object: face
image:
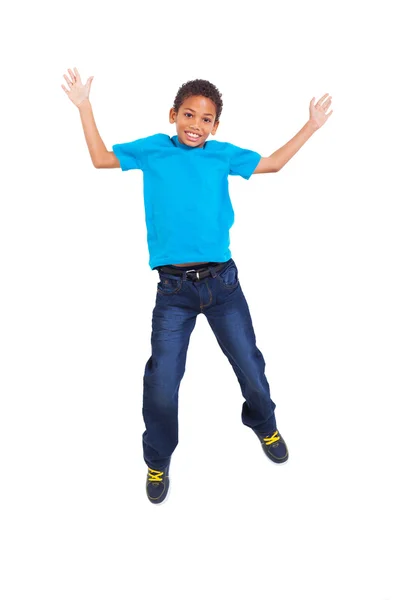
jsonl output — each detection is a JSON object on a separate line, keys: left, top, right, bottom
{"left": 169, "top": 95, "right": 219, "bottom": 148}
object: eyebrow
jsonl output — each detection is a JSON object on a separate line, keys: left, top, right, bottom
{"left": 183, "top": 106, "right": 214, "bottom": 117}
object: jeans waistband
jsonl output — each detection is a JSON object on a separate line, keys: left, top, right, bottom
{"left": 158, "top": 260, "right": 231, "bottom": 281}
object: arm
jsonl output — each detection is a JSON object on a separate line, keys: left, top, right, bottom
{"left": 61, "top": 67, "right": 120, "bottom": 168}
{"left": 78, "top": 100, "right": 120, "bottom": 168}
{"left": 253, "top": 93, "right": 333, "bottom": 174}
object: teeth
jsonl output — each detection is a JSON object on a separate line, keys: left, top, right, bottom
{"left": 187, "top": 132, "right": 200, "bottom": 138}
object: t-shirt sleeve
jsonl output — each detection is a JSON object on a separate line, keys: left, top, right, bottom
{"left": 111, "top": 136, "right": 148, "bottom": 171}
{"left": 227, "top": 142, "right": 262, "bottom": 180}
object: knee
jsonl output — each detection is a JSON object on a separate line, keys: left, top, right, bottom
{"left": 144, "top": 355, "right": 184, "bottom": 384}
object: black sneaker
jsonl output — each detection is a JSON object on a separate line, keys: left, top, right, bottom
{"left": 146, "top": 464, "right": 170, "bottom": 504}
{"left": 254, "top": 429, "right": 289, "bottom": 464}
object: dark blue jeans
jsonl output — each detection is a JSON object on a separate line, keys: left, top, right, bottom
{"left": 142, "top": 258, "right": 277, "bottom": 470}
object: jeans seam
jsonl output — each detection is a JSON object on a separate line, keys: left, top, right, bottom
{"left": 200, "top": 278, "right": 213, "bottom": 310}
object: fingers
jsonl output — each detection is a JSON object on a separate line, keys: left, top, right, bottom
{"left": 322, "top": 97, "right": 332, "bottom": 112}
{"left": 73, "top": 67, "right": 82, "bottom": 82}
{"left": 63, "top": 73, "right": 73, "bottom": 87}
{"left": 316, "top": 93, "right": 329, "bottom": 106}
{"left": 315, "top": 94, "right": 328, "bottom": 109}
{"left": 314, "top": 94, "right": 332, "bottom": 112}
{"left": 63, "top": 68, "right": 78, "bottom": 88}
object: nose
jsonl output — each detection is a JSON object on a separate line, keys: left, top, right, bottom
{"left": 191, "top": 118, "right": 201, "bottom": 130}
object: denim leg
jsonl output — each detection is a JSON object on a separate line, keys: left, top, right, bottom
{"left": 142, "top": 285, "right": 198, "bottom": 469}
{"left": 204, "top": 267, "right": 277, "bottom": 434}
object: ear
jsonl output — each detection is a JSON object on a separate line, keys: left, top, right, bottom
{"left": 169, "top": 107, "right": 177, "bottom": 124}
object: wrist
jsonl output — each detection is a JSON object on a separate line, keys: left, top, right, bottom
{"left": 307, "top": 119, "right": 319, "bottom": 133}
{"left": 78, "top": 98, "right": 91, "bottom": 111}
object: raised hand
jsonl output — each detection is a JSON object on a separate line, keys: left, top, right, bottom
{"left": 61, "top": 67, "right": 94, "bottom": 107}
{"left": 309, "top": 93, "right": 333, "bottom": 129}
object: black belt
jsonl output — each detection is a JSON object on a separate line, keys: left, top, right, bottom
{"left": 158, "top": 261, "right": 227, "bottom": 281}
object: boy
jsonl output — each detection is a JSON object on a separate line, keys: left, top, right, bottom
{"left": 62, "top": 67, "right": 333, "bottom": 505}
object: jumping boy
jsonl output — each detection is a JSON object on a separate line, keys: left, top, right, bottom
{"left": 62, "top": 67, "right": 333, "bottom": 504}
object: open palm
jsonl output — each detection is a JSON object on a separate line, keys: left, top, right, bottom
{"left": 309, "top": 93, "right": 333, "bottom": 129}
{"left": 61, "top": 67, "right": 94, "bottom": 107}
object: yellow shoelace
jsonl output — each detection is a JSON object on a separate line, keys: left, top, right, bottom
{"left": 263, "top": 430, "right": 280, "bottom": 445}
{"left": 148, "top": 468, "right": 164, "bottom": 482}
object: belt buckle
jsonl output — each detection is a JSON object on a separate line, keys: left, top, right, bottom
{"left": 185, "top": 268, "right": 200, "bottom": 280}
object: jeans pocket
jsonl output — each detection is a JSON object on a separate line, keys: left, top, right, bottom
{"left": 216, "top": 263, "right": 239, "bottom": 289}
{"left": 157, "top": 274, "right": 183, "bottom": 295}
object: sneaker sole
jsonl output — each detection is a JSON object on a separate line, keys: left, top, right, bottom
{"left": 265, "top": 453, "right": 289, "bottom": 466}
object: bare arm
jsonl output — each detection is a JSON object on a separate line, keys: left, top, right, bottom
{"left": 78, "top": 100, "right": 119, "bottom": 168}
{"left": 253, "top": 94, "right": 333, "bottom": 174}
{"left": 253, "top": 121, "right": 317, "bottom": 174}
{"left": 61, "top": 67, "right": 120, "bottom": 168}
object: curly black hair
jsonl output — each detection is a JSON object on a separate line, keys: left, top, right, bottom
{"left": 173, "top": 78, "right": 223, "bottom": 123}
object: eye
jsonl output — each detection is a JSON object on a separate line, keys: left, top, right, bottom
{"left": 184, "top": 112, "right": 211, "bottom": 123}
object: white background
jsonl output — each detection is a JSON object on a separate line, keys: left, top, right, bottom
{"left": 1, "top": 0, "right": 399, "bottom": 598}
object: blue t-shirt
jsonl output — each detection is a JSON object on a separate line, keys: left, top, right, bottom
{"left": 112, "top": 133, "right": 261, "bottom": 269}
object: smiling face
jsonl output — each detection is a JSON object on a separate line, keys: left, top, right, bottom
{"left": 169, "top": 95, "right": 219, "bottom": 147}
